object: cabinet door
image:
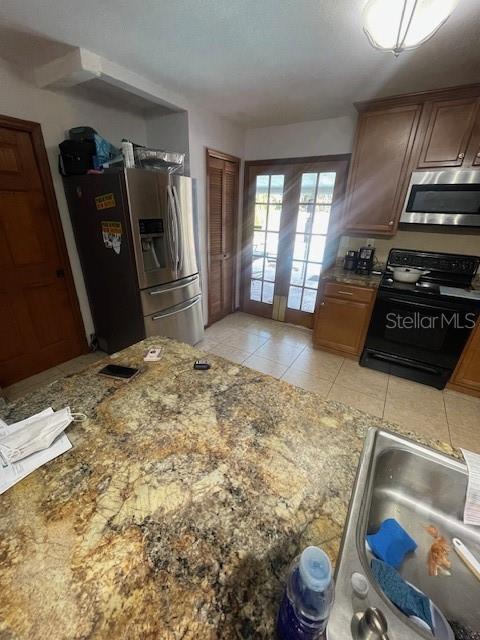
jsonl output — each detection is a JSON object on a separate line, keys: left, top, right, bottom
{"left": 344, "top": 104, "right": 421, "bottom": 235}
{"left": 467, "top": 109, "right": 480, "bottom": 167}
{"left": 417, "top": 98, "right": 479, "bottom": 168}
{"left": 313, "top": 295, "right": 372, "bottom": 356}
{"left": 450, "top": 321, "right": 480, "bottom": 395}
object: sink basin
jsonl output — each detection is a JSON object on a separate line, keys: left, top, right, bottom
{"left": 327, "top": 428, "right": 480, "bottom": 639}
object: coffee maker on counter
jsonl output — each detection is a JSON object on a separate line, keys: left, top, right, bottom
{"left": 343, "top": 250, "right": 358, "bottom": 271}
{"left": 355, "top": 245, "right": 375, "bottom": 275}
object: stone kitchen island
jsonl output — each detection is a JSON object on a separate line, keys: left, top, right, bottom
{"left": 0, "top": 338, "right": 455, "bottom": 640}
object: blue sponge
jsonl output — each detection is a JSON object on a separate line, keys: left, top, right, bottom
{"left": 371, "top": 558, "right": 433, "bottom": 631}
{"left": 366, "top": 518, "right": 417, "bottom": 569}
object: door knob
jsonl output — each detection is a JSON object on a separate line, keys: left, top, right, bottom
{"left": 56, "top": 268, "right": 65, "bottom": 278}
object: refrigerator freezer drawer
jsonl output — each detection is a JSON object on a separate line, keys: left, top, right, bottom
{"left": 144, "top": 295, "right": 204, "bottom": 345}
{"left": 141, "top": 273, "right": 201, "bottom": 316}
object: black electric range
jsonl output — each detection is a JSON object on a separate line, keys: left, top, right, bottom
{"left": 360, "top": 249, "right": 480, "bottom": 389}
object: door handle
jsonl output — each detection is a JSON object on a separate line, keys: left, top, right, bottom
{"left": 172, "top": 185, "right": 183, "bottom": 272}
{"left": 152, "top": 295, "right": 201, "bottom": 320}
{"left": 167, "top": 186, "right": 179, "bottom": 273}
{"left": 148, "top": 275, "right": 198, "bottom": 295}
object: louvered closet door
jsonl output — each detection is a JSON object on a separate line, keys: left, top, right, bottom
{"left": 207, "top": 152, "right": 239, "bottom": 325}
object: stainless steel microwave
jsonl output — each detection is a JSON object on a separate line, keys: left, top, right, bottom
{"left": 400, "top": 169, "right": 480, "bottom": 227}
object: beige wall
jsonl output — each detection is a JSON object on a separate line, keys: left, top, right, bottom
{"left": 0, "top": 58, "right": 148, "bottom": 340}
{"left": 339, "top": 229, "right": 480, "bottom": 267}
{"left": 188, "top": 107, "right": 245, "bottom": 319}
{"left": 244, "top": 115, "right": 355, "bottom": 160}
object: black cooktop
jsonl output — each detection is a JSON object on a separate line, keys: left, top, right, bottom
{"left": 380, "top": 249, "right": 480, "bottom": 302}
{"left": 380, "top": 276, "right": 440, "bottom": 295}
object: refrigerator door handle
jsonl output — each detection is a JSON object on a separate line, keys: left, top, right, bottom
{"left": 152, "top": 295, "right": 201, "bottom": 321}
{"left": 172, "top": 185, "right": 183, "bottom": 272}
{"left": 166, "top": 186, "right": 174, "bottom": 267}
{"left": 148, "top": 275, "right": 198, "bottom": 295}
{"left": 167, "top": 185, "right": 179, "bottom": 274}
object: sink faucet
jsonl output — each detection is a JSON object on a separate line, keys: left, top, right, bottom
{"left": 354, "top": 607, "right": 390, "bottom": 640}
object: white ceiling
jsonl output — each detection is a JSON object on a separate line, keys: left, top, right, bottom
{"left": 1, "top": 0, "right": 479, "bottom": 127}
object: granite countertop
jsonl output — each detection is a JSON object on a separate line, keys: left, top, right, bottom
{"left": 322, "top": 266, "right": 480, "bottom": 294}
{"left": 0, "top": 338, "right": 456, "bottom": 639}
{"left": 320, "top": 263, "right": 383, "bottom": 289}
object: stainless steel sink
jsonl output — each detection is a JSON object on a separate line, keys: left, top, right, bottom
{"left": 328, "top": 428, "right": 480, "bottom": 639}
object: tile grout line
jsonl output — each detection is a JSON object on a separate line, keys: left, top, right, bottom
{"left": 382, "top": 374, "right": 390, "bottom": 420}
{"left": 442, "top": 390, "right": 455, "bottom": 449}
{"left": 327, "top": 357, "right": 346, "bottom": 397}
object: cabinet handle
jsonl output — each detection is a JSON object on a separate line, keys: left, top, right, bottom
{"left": 477, "top": 151, "right": 480, "bottom": 157}
{"left": 337, "top": 290, "right": 353, "bottom": 296}
{"left": 458, "top": 152, "right": 465, "bottom": 159}
{"left": 388, "top": 220, "right": 394, "bottom": 225}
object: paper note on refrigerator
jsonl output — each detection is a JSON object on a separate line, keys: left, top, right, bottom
{"left": 462, "top": 449, "right": 480, "bottom": 526}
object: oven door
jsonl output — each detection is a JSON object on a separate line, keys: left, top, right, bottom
{"left": 362, "top": 291, "right": 478, "bottom": 387}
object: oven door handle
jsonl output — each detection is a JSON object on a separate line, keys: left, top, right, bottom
{"left": 378, "top": 294, "right": 468, "bottom": 312}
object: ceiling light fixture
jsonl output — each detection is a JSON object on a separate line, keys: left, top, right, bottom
{"left": 363, "top": 0, "right": 460, "bottom": 56}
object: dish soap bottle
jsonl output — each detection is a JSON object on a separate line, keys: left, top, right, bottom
{"left": 277, "top": 546, "right": 334, "bottom": 640}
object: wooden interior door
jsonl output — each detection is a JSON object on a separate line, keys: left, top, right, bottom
{"left": 0, "top": 116, "right": 86, "bottom": 387}
{"left": 206, "top": 149, "right": 240, "bottom": 325}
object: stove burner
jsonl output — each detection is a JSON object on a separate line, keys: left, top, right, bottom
{"left": 415, "top": 281, "right": 439, "bottom": 292}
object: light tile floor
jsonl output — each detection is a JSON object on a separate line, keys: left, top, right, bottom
{"left": 198, "top": 312, "right": 480, "bottom": 453}
{"left": 2, "top": 313, "right": 479, "bottom": 453}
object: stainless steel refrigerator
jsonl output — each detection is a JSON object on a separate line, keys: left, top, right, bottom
{"left": 63, "top": 168, "right": 204, "bottom": 353}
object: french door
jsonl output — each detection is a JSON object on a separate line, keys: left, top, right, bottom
{"left": 241, "top": 157, "right": 349, "bottom": 328}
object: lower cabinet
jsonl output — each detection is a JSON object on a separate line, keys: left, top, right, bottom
{"left": 313, "top": 282, "right": 375, "bottom": 357}
{"left": 449, "top": 320, "right": 480, "bottom": 398}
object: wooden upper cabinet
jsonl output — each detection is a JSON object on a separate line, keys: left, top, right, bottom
{"left": 416, "top": 98, "right": 479, "bottom": 168}
{"left": 343, "top": 104, "right": 421, "bottom": 235}
{"left": 468, "top": 107, "right": 480, "bottom": 166}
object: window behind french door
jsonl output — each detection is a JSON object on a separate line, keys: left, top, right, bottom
{"left": 241, "top": 157, "right": 349, "bottom": 328}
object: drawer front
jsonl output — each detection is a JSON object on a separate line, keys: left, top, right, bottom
{"left": 324, "top": 281, "right": 374, "bottom": 304}
{"left": 144, "top": 294, "right": 204, "bottom": 345}
{"left": 141, "top": 274, "right": 201, "bottom": 316}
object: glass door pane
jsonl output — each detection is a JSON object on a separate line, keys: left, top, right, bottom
{"left": 287, "top": 172, "right": 336, "bottom": 313}
{"left": 248, "top": 174, "right": 284, "bottom": 306}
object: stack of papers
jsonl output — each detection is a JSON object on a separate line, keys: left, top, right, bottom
{"left": 0, "top": 408, "right": 72, "bottom": 495}
{"left": 462, "top": 449, "right": 480, "bottom": 526}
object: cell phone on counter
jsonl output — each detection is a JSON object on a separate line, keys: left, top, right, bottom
{"left": 97, "top": 364, "right": 140, "bottom": 381}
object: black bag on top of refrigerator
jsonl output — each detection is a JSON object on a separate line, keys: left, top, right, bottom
{"left": 58, "top": 139, "right": 96, "bottom": 176}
